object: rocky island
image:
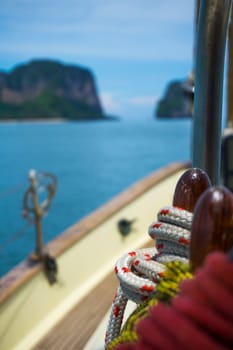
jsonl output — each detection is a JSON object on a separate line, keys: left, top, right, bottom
{"left": 0, "top": 59, "right": 111, "bottom": 121}
{"left": 155, "top": 77, "right": 194, "bottom": 118}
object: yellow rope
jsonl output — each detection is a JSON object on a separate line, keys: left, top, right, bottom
{"left": 107, "top": 260, "right": 193, "bottom": 350}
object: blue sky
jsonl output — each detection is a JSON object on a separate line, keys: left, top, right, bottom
{"left": 0, "top": 0, "right": 195, "bottom": 120}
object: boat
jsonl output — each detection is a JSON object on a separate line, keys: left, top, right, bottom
{"left": 0, "top": 162, "right": 190, "bottom": 350}
{"left": 0, "top": 0, "right": 232, "bottom": 349}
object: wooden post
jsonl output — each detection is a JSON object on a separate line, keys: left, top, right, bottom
{"left": 190, "top": 185, "right": 233, "bottom": 271}
{"left": 173, "top": 167, "right": 211, "bottom": 212}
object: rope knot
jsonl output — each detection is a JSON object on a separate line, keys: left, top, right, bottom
{"left": 105, "top": 206, "right": 193, "bottom": 348}
{"left": 149, "top": 206, "right": 193, "bottom": 263}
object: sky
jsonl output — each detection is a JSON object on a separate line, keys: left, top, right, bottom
{"left": 0, "top": 0, "right": 195, "bottom": 120}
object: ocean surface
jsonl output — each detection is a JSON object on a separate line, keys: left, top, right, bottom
{"left": 0, "top": 119, "right": 192, "bottom": 277}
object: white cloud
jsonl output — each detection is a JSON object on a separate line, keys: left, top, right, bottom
{"left": 100, "top": 92, "right": 157, "bottom": 111}
{"left": 99, "top": 92, "right": 121, "bottom": 113}
{"left": 99, "top": 92, "right": 159, "bottom": 120}
{"left": 127, "top": 96, "right": 157, "bottom": 106}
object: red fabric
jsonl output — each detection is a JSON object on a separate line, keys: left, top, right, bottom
{"left": 117, "top": 252, "right": 233, "bottom": 350}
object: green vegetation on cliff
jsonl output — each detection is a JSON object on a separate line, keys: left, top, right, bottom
{"left": 156, "top": 79, "right": 193, "bottom": 118}
{"left": 0, "top": 59, "right": 107, "bottom": 121}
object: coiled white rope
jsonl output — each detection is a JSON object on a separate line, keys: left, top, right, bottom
{"left": 105, "top": 206, "right": 193, "bottom": 348}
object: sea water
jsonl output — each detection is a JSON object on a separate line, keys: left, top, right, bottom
{"left": 0, "top": 119, "right": 192, "bottom": 276}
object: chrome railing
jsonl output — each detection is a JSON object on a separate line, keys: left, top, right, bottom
{"left": 192, "top": 0, "right": 232, "bottom": 184}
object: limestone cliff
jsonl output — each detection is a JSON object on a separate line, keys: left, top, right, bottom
{"left": 0, "top": 59, "right": 107, "bottom": 121}
{"left": 155, "top": 78, "right": 194, "bottom": 118}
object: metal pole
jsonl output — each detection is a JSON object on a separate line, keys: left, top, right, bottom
{"left": 195, "top": 0, "right": 201, "bottom": 33}
{"left": 29, "top": 170, "right": 44, "bottom": 257}
{"left": 192, "top": 0, "right": 232, "bottom": 184}
{"left": 227, "top": 9, "right": 233, "bottom": 128}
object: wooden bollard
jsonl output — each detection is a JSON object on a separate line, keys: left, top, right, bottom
{"left": 190, "top": 186, "right": 233, "bottom": 271}
{"left": 173, "top": 168, "right": 211, "bottom": 212}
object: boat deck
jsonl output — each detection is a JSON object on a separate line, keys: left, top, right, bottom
{"left": 0, "top": 162, "right": 188, "bottom": 350}
{"left": 34, "top": 239, "right": 152, "bottom": 350}
{"left": 34, "top": 270, "right": 118, "bottom": 350}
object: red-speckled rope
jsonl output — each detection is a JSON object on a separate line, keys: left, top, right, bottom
{"left": 105, "top": 206, "right": 193, "bottom": 348}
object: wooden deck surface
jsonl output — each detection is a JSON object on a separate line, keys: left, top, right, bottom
{"left": 34, "top": 240, "right": 152, "bottom": 350}
{"left": 34, "top": 270, "right": 118, "bottom": 350}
